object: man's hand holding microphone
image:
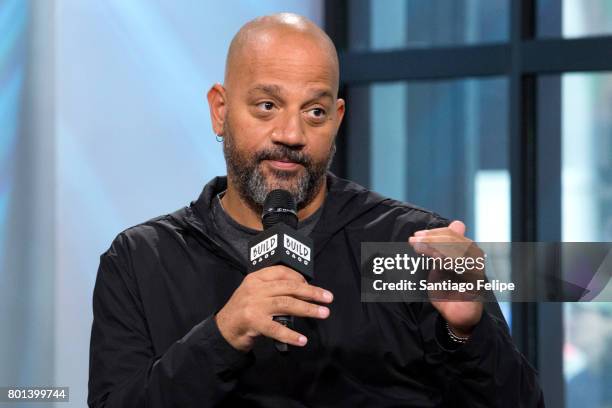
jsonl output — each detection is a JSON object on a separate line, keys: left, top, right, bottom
{"left": 215, "top": 266, "right": 332, "bottom": 352}
{"left": 215, "top": 189, "right": 332, "bottom": 353}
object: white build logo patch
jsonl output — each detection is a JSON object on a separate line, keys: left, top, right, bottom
{"left": 251, "top": 234, "right": 278, "bottom": 262}
{"left": 284, "top": 234, "right": 311, "bottom": 264}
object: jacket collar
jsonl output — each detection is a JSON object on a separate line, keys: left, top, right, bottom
{"left": 186, "top": 172, "right": 388, "bottom": 257}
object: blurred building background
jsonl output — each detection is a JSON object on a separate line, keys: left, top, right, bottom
{"left": 1, "top": 0, "right": 611, "bottom": 407}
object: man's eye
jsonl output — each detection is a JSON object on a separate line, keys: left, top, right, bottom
{"left": 307, "top": 108, "right": 327, "bottom": 119}
{"left": 257, "top": 102, "right": 275, "bottom": 111}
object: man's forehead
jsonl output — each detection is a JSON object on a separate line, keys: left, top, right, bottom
{"left": 235, "top": 48, "right": 338, "bottom": 94}
{"left": 247, "top": 83, "right": 334, "bottom": 99}
{"left": 241, "top": 38, "right": 336, "bottom": 75}
{"left": 224, "top": 15, "right": 339, "bottom": 94}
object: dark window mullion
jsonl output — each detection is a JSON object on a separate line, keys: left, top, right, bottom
{"left": 509, "top": 0, "right": 539, "bottom": 374}
{"left": 535, "top": 2, "right": 565, "bottom": 406}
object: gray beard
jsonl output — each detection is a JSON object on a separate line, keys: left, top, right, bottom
{"left": 222, "top": 123, "right": 335, "bottom": 213}
{"left": 246, "top": 164, "right": 310, "bottom": 208}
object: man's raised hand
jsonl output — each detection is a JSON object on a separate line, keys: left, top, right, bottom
{"left": 408, "top": 220, "right": 484, "bottom": 337}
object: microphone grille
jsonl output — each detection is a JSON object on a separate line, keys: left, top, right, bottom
{"left": 262, "top": 189, "right": 298, "bottom": 230}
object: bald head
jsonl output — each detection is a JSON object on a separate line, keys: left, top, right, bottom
{"left": 207, "top": 13, "right": 346, "bottom": 220}
{"left": 224, "top": 13, "right": 340, "bottom": 94}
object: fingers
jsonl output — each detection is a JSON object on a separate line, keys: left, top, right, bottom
{"left": 409, "top": 235, "right": 473, "bottom": 259}
{"left": 251, "top": 265, "right": 307, "bottom": 283}
{"left": 263, "top": 280, "right": 333, "bottom": 304}
{"left": 408, "top": 235, "right": 451, "bottom": 258}
{"left": 257, "top": 319, "right": 309, "bottom": 347}
{"left": 410, "top": 235, "right": 468, "bottom": 244}
{"left": 409, "top": 229, "right": 472, "bottom": 254}
{"left": 413, "top": 220, "right": 466, "bottom": 237}
{"left": 409, "top": 241, "right": 443, "bottom": 258}
{"left": 252, "top": 295, "right": 331, "bottom": 347}
{"left": 448, "top": 220, "right": 466, "bottom": 236}
{"left": 267, "top": 296, "right": 330, "bottom": 319}
{"left": 413, "top": 228, "right": 448, "bottom": 236}
{"left": 247, "top": 266, "right": 334, "bottom": 304}
{"left": 238, "top": 265, "right": 334, "bottom": 349}
{"left": 414, "top": 229, "right": 460, "bottom": 237}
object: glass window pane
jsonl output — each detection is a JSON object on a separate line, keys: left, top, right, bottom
{"left": 559, "top": 72, "right": 612, "bottom": 407}
{"left": 345, "top": 77, "right": 511, "bottom": 322}
{"left": 539, "top": 0, "right": 612, "bottom": 38}
{"left": 561, "top": 73, "right": 612, "bottom": 242}
{"left": 349, "top": 0, "right": 509, "bottom": 51}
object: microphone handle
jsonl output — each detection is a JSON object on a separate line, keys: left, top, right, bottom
{"left": 273, "top": 315, "right": 294, "bottom": 353}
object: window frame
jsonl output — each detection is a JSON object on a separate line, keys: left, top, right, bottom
{"left": 325, "top": 1, "right": 612, "bottom": 406}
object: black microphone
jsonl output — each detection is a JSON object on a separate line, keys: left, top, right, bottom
{"left": 247, "top": 189, "right": 314, "bottom": 353}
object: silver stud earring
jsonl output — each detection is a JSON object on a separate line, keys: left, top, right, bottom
{"left": 216, "top": 134, "right": 224, "bottom": 143}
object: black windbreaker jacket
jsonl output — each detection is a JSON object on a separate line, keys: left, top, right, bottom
{"left": 88, "top": 173, "right": 545, "bottom": 407}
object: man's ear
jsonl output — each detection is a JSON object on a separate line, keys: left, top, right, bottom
{"left": 335, "top": 98, "right": 346, "bottom": 130}
{"left": 206, "top": 83, "right": 227, "bottom": 135}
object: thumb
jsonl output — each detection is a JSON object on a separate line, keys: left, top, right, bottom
{"left": 448, "top": 220, "right": 466, "bottom": 236}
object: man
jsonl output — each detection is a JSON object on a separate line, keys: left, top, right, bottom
{"left": 88, "top": 13, "right": 544, "bottom": 407}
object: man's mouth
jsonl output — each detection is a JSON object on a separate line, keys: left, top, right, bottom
{"left": 262, "top": 158, "right": 302, "bottom": 171}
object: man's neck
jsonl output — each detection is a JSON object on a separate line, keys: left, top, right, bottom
{"left": 220, "top": 179, "right": 327, "bottom": 231}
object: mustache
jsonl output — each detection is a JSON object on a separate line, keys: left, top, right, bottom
{"left": 255, "top": 146, "right": 311, "bottom": 166}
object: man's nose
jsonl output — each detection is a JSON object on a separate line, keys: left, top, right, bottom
{"left": 270, "top": 111, "right": 306, "bottom": 147}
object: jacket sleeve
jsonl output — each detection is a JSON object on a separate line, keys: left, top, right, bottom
{"left": 88, "top": 234, "right": 254, "bottom": 408}
{"left": 418, "top": 301, "right": 545, "bottom": 408}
